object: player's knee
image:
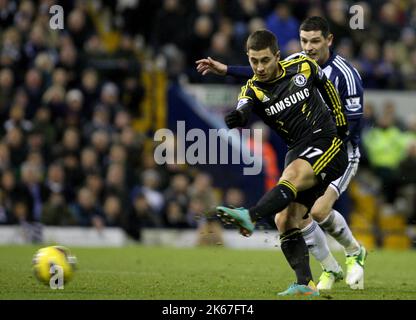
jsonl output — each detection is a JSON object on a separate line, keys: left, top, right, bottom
{"left": 281, "top": 162, "right": 315, "bottom": 190}
{"left": 310, "top": 207, "right": 330, "bottom": 223}
{"left": 299, "top": 215, "right": 313, "bottom": 230}
{"left": 274, "top": 213, "right": 285, "bottom": 231}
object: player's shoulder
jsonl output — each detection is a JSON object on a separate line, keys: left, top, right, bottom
{"left": 283, "top": 51, "right": 306, "bottom": 61}
{"left": 239, "top": 78, "right": 256, "bottom": 97}
{"left": 330, "top": 53, "right": 362, "bottom": 81}
{"left": 281, "top": 52, "right": 318, "bottom": 73}
{"left": 281, "top": 52, "right": 311, "bottom": 65}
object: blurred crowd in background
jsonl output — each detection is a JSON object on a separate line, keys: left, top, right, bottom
{"left": 127, "top": 0, "right": 416, "bottom": 89}
{"left": 1, "top": 0, "right": 416, "bottom": 244}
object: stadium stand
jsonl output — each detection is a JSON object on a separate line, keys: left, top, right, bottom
{"left": 0, "top": 0, "right": 416, "bottom": 249}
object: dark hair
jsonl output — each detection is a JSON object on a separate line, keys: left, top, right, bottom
{"left": 299, "top": 16, "right": 331, "bottom": 38}
{"left": 246, "top": 29, "right": 279, "bottom": 54}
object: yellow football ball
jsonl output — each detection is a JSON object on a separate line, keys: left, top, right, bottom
{"left": 32, "top": 246, "right": 77, "bottom": 286}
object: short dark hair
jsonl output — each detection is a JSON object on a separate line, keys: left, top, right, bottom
{"left": 246, "top": 29, "right": 279, "bottom": 54}
{"left": 300, "top": 16, "right": 331, "bottom": 38}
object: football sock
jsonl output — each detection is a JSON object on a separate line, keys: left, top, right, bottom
{"left": 319, "top": 209, "right": 361, "bottom": 256}
{"left": 280, "top": 228, "right": 313, "bottom": 285}
{"left": 301, "top": 220, "right": 341, "bottom": 273}
{"left": 249, "top": 180, "right": 297, "bottom": 222}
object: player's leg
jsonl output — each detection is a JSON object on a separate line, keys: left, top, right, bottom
{"left": 275, "top": 204, "right": 319, "bottom": 296}
{"left": 217, "top": 158, "right": 317, "bottom": 236}
{"left": 312, "top": 187, "right": 361, "bottom": 255}
{"left": 216, "top": 136, "right": 343, "bottom": 236}
{"left": 249, "top": 158, "right": 317, "bottom": 220}
{"left": 310, "top": 146, "right": 367, "bottom": 289}
{"left": 298, "top": 216, "right": 344, "bottom": 290}
{"left": 312, "top": 168, "right": 367, "bottom": 289}
{"left": 276, "top": 213, "right": 341, "bottom": 278}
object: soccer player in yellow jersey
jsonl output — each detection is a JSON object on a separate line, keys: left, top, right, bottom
{"left": 214, "top": 29, "right": 349, "bottom": 296}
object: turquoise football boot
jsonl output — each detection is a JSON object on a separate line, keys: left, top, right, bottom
{"left": 278, "top": 280, "right": 319, "bottom": 297}
{"left": 216, "top": 206, "right": 255, "bottom": 237}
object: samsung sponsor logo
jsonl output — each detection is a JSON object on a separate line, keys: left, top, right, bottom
{"left": 265, "top": 88, "right": 309, "bottom": 116}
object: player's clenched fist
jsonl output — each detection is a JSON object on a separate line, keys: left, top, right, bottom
{"left": 225, "top": 110, "right": 246, "bottom": 128}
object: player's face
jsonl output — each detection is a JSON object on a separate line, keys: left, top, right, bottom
{"left": 247, "top": 48, "right": 280, "bottom": 82}
{"left": 300, "top": 30, "right": 333, "bottom": 65}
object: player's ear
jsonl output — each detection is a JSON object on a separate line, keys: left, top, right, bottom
{"left": 275, "top": 50, "right": 281, "bottom": 61}
{"left": 327, "top": 33, "right": 334, "bottom": 47}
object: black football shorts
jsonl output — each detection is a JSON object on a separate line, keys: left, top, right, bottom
{"left": 284, "top": 134, "right": 348, "bottom": 210}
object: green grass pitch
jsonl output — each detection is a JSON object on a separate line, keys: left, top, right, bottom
{"left": 1, "top": 245, "right": 416, "bottom": 300}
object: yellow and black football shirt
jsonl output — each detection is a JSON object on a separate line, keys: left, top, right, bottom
{"left": 236, "top": 55, "right": 347, "bottom": 149}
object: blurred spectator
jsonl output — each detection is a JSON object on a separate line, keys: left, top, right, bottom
{"left": 0, "top": 169, "right": 17, "bottom": 223}
{"left": 84, "top": 171, "right": 105, "bottom": 203}
{"left": 125, "top": 191, "right": 162, "bottom": 240}
{"left": 396, "top": 140, "right": 416, "bottom": 224}
{"left": 15, "top": 161, "right": 49, "bottom": 222}
{"left": 42, "top": 84, "right": 67, "bottom": 122}
{"left": 153, "top": 0, "right": 188, "bottom": 51}
{"left": 201, "top": 32, "right": 234, "bottom": 83}
{"left": 32, "top": 107, "right": 57, "bottom": 148}
{"left": 23, "top": 68, "right": 43, "bottom": 119}
{"left": 0, "top": 68, "right": 15, "bottom": 123}
{"left": 99, "top": 82, "right": 124, "bottom": 121}
{"left": 326, "top": 0, "right": 351, "bottom": 49}
{"left": 135, "top": 168, "right": 165, "bottom": 214}
{"left": 0, "top": 142, "right": 10, "bottom": 171}
{"left": 363, "top": 113, "right": 408, "bottom": 203}
{"left": 5, "top": 127, "right": 27, "bottom": 169}
{"left": 70, "top": 187, "right": 104, "bottom": 228}
{"left": 187, "top": 15, "right": 215, "bottom": 80}
{"left": 265, "top": 3, "right": 299, "bottom": 55}
{"left": 90, "top": 129, "right": 111, "bottom": 166}
{"left": 113, "top": 110, "right": 132, "bottom": 133}
{"left": 83, "top": 107, "right": 113, "bottom": 139}
{"left": 0, "top": 0, "right": 16, "bottom": 29}
{"left": 378, "top": 2, "right": 402, "bottom": 44}
{"left": 164, "top": 173, "right": 190, "bottom": 211}
{"left": 0, "top": 189, "right": 8, "bottom": 224}
{"left": 382, "top": 100, "right": 406, "bottom": 131}
{"left": 187, "top": 172, "right": 218, "bottom": 226}
{"left": 44, "top": 162, "right": 74, "bottom": 203}
{"left": 41, "top": 193, "right": 75, "bottom": 226}
{"left": 224, "top": 188, "right": 245, "bottom": 208}
{"left": 164, "top": 200, "right": 189, "bottom": 228}
{"left": 80, "top": 68, "right": 100, "bottom": 118}
{"left": 104, "top": 163, "right": 128, "bottom": 206}
{"left": 121, "top": 76, "right": 145, "bottom": 118}
{"left": 65, "top": 89, "right": 85, "bottom": 127}
{"left": 66, "top": 8, "right": 93, "bottom": 51}
{"left": 248, "top": 121, "right": 280, "bottom": 192}
{"left": 103, "top": 195, "right": 124, "bottom": 227}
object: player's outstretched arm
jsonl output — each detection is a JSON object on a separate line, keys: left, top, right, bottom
{"left": 195, "top": 57, "right": 227, "bottom": 76}
{"left": 196, "top": 57, "right": 254, "bottom": 78}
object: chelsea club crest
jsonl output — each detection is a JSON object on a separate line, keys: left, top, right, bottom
{"left": 293, "top": 74, "right": 307, "bottom": 87}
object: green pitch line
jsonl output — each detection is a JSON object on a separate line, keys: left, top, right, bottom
{"left": 1, "top": 245, "right": 416, "bottom": 300}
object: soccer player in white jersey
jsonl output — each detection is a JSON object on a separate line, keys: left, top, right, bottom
{"left": 196, "top": 16, "right": 367, "bottom": 290}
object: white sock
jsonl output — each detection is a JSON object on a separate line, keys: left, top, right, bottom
{"left": 319, "top": 209, "right": 361, "bottom": 256}
{"left": 301, "top": 220, "right": 341, "bottom": 273}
